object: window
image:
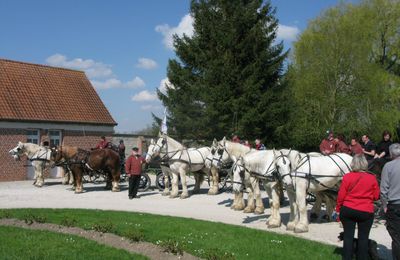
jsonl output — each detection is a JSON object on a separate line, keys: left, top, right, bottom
{"left": 26, "top": 130, "right": 39, "bottom": 144}
{"left": 49, "top": 130, "right": 62, "bottom": 147}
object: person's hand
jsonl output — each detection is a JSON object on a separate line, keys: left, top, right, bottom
{"left": 384, "top": 207, "right": 387, "bottom": 213}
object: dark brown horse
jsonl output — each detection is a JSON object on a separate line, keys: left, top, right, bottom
{"left": 51, "top": 146, "right": 120, "bottom": 193}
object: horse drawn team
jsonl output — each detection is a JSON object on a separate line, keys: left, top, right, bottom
{"left": 7, "top": 132, "right": 388, "bottom": 235}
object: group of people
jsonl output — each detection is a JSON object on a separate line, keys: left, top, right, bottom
{"left": 95, "top": 136, "right": 145, "bottom": 200}
{"left": 320, "top": 130, "right": 393, "bottom": 169}
{"left": 231, "top": 135, "right": 266, "bottom": 150}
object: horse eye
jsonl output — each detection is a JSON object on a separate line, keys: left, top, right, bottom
{"left": 217, "top": 149, "right": 223, "bottom": 155}
{"left": 16, "top": 148, "right": 21, "bottom": 151}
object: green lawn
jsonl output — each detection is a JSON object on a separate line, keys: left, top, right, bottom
{"left": 0, "top": 225, "right": 147, "bottom": 260}
{"left": 0, "top": 208, "right": 341, "bottom": 260}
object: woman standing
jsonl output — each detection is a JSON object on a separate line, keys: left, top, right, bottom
{"left": 336, "top": 154, "right": 380, "bottom": 259}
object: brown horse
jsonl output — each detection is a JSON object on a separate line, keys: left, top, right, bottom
{"left": 51, "top": 146, "right": 121, "bottom": 193}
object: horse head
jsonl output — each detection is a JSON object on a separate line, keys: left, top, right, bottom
{"left": 232, "top": 156, "right": 246, "bottom": 193}
{"left": 146, "top": 138, "right": 165, "bottom": 163}
{"left": 213, "top": 137, "right": 230, "bottom": 168}
{"left": 275, "top": 151, "right": 292, "bottom": 185}
{"left": 50, "top": 146, "right": 65, "bottom": 165}
{"left": 8, "top": 141, "right": 25, "bottom": 161}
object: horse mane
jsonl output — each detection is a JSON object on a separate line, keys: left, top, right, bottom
{"left": 224, "top": 141, "right": 252, "bottom": 158}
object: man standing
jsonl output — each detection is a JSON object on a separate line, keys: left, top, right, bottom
{"left": 381, "top": 143, "right": 400, "bottom": 260}
{"left": 125, "top": 147, "right": 145, "bottom": 199}
{"left": 320, "top": 130, "right": 336, "bottom": 155}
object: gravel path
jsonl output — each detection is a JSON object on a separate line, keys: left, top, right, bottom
{"left": 0, "top": 177, "right": 393, "bottom": 259}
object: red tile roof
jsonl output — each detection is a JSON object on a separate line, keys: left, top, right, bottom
{"left": 0, "top": 59, "right": 117, "bottom": 125}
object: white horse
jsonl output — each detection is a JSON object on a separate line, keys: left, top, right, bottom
{"left": 211, "top": 138, "right": 261, "bottom": 213}
{"left": 8, "top": 142, "right": 52, "bottom": 187}
{"left": 279, "top": 153, "right": 353, "bottom": 233}
{"left": 232, "top": 149, "right": 291, "bottom": 228}
{"left": 145, "top": 133, "right": 211, "bottom": 199}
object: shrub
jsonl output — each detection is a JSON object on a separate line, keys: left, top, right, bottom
{"left": 60, "top": 216, "right": 77, "bottom": 227}
{"left": 92, "top": 221, "right": 114, "bottom": 233}
{"left": 160, "top": 239, "right": 184, "bottom": 255}
{"left": 125, "top": 228, "right": 145, "bottom": 242}
{"left": 204, "top": 248, "right": 236, "bottom": 260}
{"left": 0, "top": 209, "right": 12, "bottom": 219}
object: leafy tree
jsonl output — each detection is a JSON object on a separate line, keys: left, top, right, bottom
{"left": 157, "top": 0, "right": 287, "bottom": 144}
{"left": 287, "top": 0, "right": 400, "bottom": 150}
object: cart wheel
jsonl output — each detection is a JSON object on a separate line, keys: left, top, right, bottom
{"left": 138, "top": 172, "right": 151, "bottom": 192}
{"left": 155, "top": 171, "right": 168, "bottom": 191}
{"left": 306, "top": 192, "right": 316, "bottom": 205}
{"left": 219, "top": 172, "right": 233, "bottom": 192}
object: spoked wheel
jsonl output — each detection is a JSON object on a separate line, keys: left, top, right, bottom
{"left": 218, "top": 172, "right": 233, "bottom": 192}
{"left": 306, "top": 192, "right": 316, "bottom": 205}
{"left": 138, "top": 172, "right": 151, "bottom": 192}
{"left": 155, "top": 171, "right": 168, "bottom": 191}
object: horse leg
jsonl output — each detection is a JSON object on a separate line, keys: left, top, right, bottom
{"left": 74, "top": 167, "right": 84, "bottom": 194}
{"left": 253, "top": 178, "right": 265, "bottom": 214}
{"left": 161, "top": 166, "right": 170, "bottom": 196}
{"left": 34, "top": 163, "right": 44, "bottom": 187}
{"left": 207, "top": 167, "right": 219, "bottom": 195}
{"left": 62, "top": 167, "right": 69, "bottom": 185}
{"left": 243, "top": 174, "right": 255, "bottom": 213}
{"left": 179, "top": 168, "right": 189, "bottom": 199}
{"left": 111, "top": 168, "right": 120, "bottom": 192}
{"left": 294, "top": 181, "right": 309, "bottom": 233}
{"left": 192, "top": 172, "right": 202, "bottom": 194}
{"left": 68, "top": 170, "right": 74, "bottom": 185}
{"left": 169, "top": 172, "right": 179, "bottom": 198}
{"left": 286, "top": 187, "right": 298, "bottom": 231}
{"left": 266, "top": 182, "right": 281, "bottom": 228}
{"left": 233, "top": 191, "right": 245, "bottom": 210}
{"left": 310, "top": 193, "right": 322, "bottom": 222}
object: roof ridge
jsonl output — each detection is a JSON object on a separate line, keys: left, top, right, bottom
{"left": 0, "top": 58, "right": 85, "bottom": 74}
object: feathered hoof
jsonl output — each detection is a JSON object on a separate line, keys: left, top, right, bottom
{"left": 243, "top": 206, "right": 255, "bottom": 213}
{"left": 180, "top": 193, "right": 189, "bottom": 199}
{"left": 267, "top": 222, "right": 281, "bottom": 229}
{"left": 169, "top": 193, "right": 179, "bottom": 199}
{"left": 294, "top": 224, "right": 309, "bottom": 233}
{"left": 162, "top": 191, "right": 170, "bottom": 196}
{"left": 74, "top": 189, "right": 83, "bottom": 194}
{"left": 254, "top": 207, "right": 265, "bottom": 215}
{"left": 286, "top": 222, "right": 296, "bottom": 231}
{"left": 207, "top": 189, "right": 219, "bottom": 195}
{"left": 233, "top": 204, "right": 245, "bottom": 211}
{"left": 112, "top": 187, "right": 120, "bottom": 192}
{"left": 34, "top": 183, "right": 43, "bottom": 188}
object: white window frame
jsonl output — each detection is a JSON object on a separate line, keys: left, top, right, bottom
{"left": 26, "top": 129, "right": 40, "bottom": 144}
{"left": 49, "top": 130, "right": 62, "bottom": 147}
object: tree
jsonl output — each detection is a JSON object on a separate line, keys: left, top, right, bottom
{"left": 157, "top": 0, "right": 287, "bottom": 144}
{"left": 287, "top": 0, "right": 400, "bottom": 150}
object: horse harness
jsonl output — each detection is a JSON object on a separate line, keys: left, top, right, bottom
{"left": 284, "top": 153, "right": 352, "bottom": 192}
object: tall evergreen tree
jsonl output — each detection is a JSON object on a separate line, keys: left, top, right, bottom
{"left": 157, "top": 0, "right": 287, "bottom": 143}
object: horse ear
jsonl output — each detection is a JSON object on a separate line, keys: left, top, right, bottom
{"left": 273, "top": 149, "right": 276, "bottom": 157}
{"left": 150, "top": 139, "right": 155, "bottom": 144}
{"left": 158, "top": 131, "right": 162, "bottom": 137}
{"left": 222, "top": 136, "right": 226, "bottom": 144}
{"left": 212, "top": 138, "right": 217, "bottom": 146}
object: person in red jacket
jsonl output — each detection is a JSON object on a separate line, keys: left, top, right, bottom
{"left": 95, "top": 136, "right": 109, "bottom": 149}
{"left": 336, "top": 154, "right": 380, "bottom": 260}
{"left": 335, "top": 134, "right": 351, "bottom": 154}
{"left": 320, "top": 130, "right": 337, "bottom": 155}
{"left": 125, "top": 147, "right": 146, "bottom": 199}
{"left": 349, "top": 137, "right": 363, "bottom": 155}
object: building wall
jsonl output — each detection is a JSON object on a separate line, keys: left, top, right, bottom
{"left": 0, "top": 127, "right": 114, "bottom": 182}
{"left": 0, "top": 128, "right": 27, "bottom": 181}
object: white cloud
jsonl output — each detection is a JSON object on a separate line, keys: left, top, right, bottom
{"left": 46, "top": 54, "right": 146, "bottom": 90}
{"left": 46, "top": 54, "right": 113, "bottom": 78}
{"left": 155, "top": 14, "right": 194, "bottom": 50}
{"left": 136, "top": 58, "right": 158, "bottom": 69}
{"left": 124, "top": 77, "right": 145, "bottom": 88}
{"left": 140, "top": 104, "right": 163, "bottom": 111}
{"left": 91, "top": 76, "right": 145, "bottom": 90}
{"left": 277, "top": 24, "right": 300, "bottom": 41}
{"left": 158, "top": 78, "right": 174, "bottom": 94}
{"left": 131, "top": 90, "right": 158, "bottom": 102}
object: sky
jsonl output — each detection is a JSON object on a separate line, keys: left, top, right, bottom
{"left": 0, "top": 0, "right": 357, "bottom": 133}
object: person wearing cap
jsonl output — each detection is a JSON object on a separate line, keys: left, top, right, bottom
{"left": 125, "top": 147, "right": 146, "bottom": 199}
{"left": 320, "top": 130, "right": 337, "bottom": 155}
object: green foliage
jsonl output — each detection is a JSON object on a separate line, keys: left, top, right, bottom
{"left": 91, "top": 221, "right": 114, "bottom": 233}
{"left": 159, "top": 238, "right": 184, "bottom": 255}
{"left": 287, "top": 0, "right": 400, "bottom": 149}
{"left": 60, "top": 215, "right": 77, "bottom": 227}
{"left": 0, "top": 209, "right": 12, "bottom": 219}
{"left": 124, "top": 228, "right": 145, "bottom": 242}
{"left": 157, "top": 0, "right": 287, "bottom": 143}
{"left": 204, "top": 248, "right": 236, "bottom": 260}
{"left": 6, "top": 208, "right": 341, "bottom": 259}
{"left": 23, "top": 211, "right": 47, "bottom": 225}
{"left": 0, "top": 226, "right": 147, "bottom": 259}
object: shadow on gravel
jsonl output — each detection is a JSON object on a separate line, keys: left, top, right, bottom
{"left": 218, "top": 198, "right": 233, "bottom": 207}
{"left": 242, "top": 214, "right": 267, "bottom": 224}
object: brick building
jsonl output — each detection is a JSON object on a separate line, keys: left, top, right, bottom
{"left": 0, "top": 59, "right": 117, "bottom": 181}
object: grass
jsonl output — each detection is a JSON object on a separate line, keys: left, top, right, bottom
{"left": 0, "top": 225, "right": 148, "bottom": 260}
{"left": 1, "top": 208, "right": 341, "bottom": 260}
